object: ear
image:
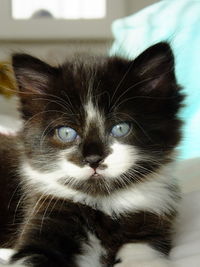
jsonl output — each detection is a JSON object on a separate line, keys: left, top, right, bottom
{"left": 12, "top": 53, "right": 56, "bottom": 95}
{"left": 12, "top": 54, "right": 56, "bottom": 120}
{"left": 133, "top": 42, "right": 176, "bottom": 95}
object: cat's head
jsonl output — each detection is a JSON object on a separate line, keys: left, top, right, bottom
{"left": 12, "top": 43, "right": 183, "bottom": 196}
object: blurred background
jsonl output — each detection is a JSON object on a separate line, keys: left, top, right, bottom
{"left": 1, "top": 2, "right": 200, "bottom": 265}
{"left": 0, "top": 0, "right": 158, "bottom": 62}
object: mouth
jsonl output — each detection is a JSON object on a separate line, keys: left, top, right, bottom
{"left": 90, "top": 172, "right": 104, "bottom": 179}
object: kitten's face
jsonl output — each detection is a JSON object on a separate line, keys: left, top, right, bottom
{"left": 13, "top": 43, "right": 183, "bottom": 196}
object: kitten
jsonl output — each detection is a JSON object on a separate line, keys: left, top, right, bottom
{"left": 0, "top": 42, "right": 183, "bottom": 267}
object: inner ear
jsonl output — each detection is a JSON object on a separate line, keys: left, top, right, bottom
{"left": 133, "top": 42, "right": 176, "bottom": 93}
{"left": 12, "top": 54, "right": 56, "bottom": 95}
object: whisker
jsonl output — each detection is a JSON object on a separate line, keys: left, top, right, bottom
{"left": 12, "top": 192, "right": 27, "bottom": 225}
{"left": 39, "top": 195, "right": 55, "bottom": 234}
{"left": 7, "top": 181, "right": 22, "bottom": 210}
{"left": 111, "top": 61, "right": 135, "bottom": 104}
{"left": 18, "top": 191, "right": 49, "bottom": 240}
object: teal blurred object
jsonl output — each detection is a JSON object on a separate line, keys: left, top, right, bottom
{"left": 110, "top": 0, "right": 200, "bottom": 159}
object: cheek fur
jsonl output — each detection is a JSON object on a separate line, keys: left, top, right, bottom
{"left": 57, "top": 156, "right": 93, "bottom": 180}
{"left": 99, "top": 142, "right": 139, "bottom": 178}
{"left": 58, "top": 147, "right": 94, "bottom": 180}
{"left": 21, "top": 147, "right": 94, "bottom": 188}
{"left": 58, "top": 142, "right": 139, "bottom": 180}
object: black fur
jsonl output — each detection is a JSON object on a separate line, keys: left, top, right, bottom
{"left": 11, "top": 198, "right": 177, "bottom": 266}
{"left": 0, "top": 42, "right": 183, "bottom": 266}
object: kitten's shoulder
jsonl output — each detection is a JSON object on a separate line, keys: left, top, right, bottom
{"left": 0, "top": 133, "right": 22, "bottom": 181}
{"left": 0, "top": 134, "right": 22, "bottom": 247}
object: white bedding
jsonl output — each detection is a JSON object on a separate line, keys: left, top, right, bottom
{"left": 170, "top": 190, "right": 200, "bottom": 266}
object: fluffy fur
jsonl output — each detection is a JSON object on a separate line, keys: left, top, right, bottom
{"left": 0, "top": 42, "right": 183, "bottom": 266}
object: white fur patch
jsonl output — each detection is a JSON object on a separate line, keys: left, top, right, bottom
{"left": 85, "top": 100, "right": 99, "bottom": 122}
{"left": 21, "top": 140, "right": 139, "bottom": 198}
{"left": 21, "top": 161, "right": 79, "bottom": 200}
{"left": 84, "top": 100, "right": 104, "bottom": 133}
{"left": 0, "top": 249, "right": 15, "bottom": 264}
{"left": 22, "top": 162, "right": 178, "bottom": 217}
{"left": 0, "top": 248, "right": 26, "bottom": 266}
{"left": 21, "top": 149, "right": 94, "bottom": 186}
{"left": 74, "top": 168, "right": 178, "bottom": 217}
{"left": 75, "top": 232, "right": 105, "bottom": 267}
{"left": 57, "top": 156, "right": 93, "bottom": 180}
{"left": 56, "top": 141, "right": 138, "bottom": 181}
{"left": 98, "top": 142, "right": 138, "bottom": 178}
{"left": 115, "top": 243, "right": 171, "bottom": 267}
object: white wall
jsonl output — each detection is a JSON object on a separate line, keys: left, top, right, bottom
{"left": 0, "top": 0, "right": 159, "bottom": 62}
{"left": 0, "top": 40, "right": 112, "bottom": 63}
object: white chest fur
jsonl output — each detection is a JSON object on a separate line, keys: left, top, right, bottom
{"left": 75, "top": 232, "right": 106, "bottom": 267}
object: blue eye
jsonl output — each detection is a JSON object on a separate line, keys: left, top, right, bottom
{"left": 56, "top": 126, "right": 78, "bottom": 142}
{"left": 111, "top": 122, "right": 131, "bottom": 137}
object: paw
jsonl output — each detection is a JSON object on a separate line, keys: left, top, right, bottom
{"left": 0, "top": 249, "right": 15, "bottom": 264}
{"left": 0, "top": 249, "right": 24, "bottom": 266}
{"left": 115, "top": 243, "right": 174, "bottom": 267}
{"left": 114, "top": 258, "right": 172, "bottom": 267}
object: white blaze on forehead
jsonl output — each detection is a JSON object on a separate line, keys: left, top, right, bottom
{"left": 85, "top": 100, "right": 98, "bottom": 121}
{"left": 84, "top": 99, "right": 104, "bottom": 132}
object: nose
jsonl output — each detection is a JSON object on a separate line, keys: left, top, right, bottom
{"left": 85, "top": 155, "right": 103, "bottom": 169}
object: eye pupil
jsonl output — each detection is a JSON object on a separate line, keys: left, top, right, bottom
{"left": 111, "top": 122, "right": 130, "bottom": 137}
